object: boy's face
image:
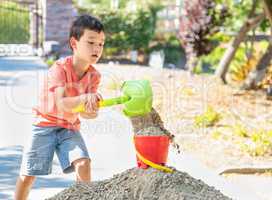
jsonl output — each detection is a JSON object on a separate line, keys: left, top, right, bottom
{"left": 71, "top": 29, "right": 105, "bottom": 64}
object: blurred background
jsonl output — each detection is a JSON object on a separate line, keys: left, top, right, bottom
{"left": 1, "top": 1, "right": 272, "bottom": 200}
{"left": 1, "top": 0, "right": 272, "bottom": 90}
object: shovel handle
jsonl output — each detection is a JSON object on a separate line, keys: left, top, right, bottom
{"left": 72, "top": 95, "right": 130, "bottom": 113}
{"left": 99, "top": 95, "right": 130, "bottom": 107}
{"left": 135, "top": 150, "right": 174, "bottom": 173}
{"left": 133, "top": 137, "right": 173, "bottom": 173}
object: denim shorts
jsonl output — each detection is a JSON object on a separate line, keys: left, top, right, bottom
{"left": 19, "top": 125, "right": 90, "bottom": 176}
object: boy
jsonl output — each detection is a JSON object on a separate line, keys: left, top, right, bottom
{"left": 15, "top": 14, "right": 105, "bottom": 200}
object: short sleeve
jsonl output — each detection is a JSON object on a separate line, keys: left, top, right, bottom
{"left": 47, "top": 64, "right": 66, "bottom": 92}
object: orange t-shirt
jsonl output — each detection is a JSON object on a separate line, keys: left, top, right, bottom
{"left": 33, "top": 56, "right": 101, "bottom": 131}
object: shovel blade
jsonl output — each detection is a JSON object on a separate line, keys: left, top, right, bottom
{"left": 122, "top": 80, "right": 153, "bottom": 117}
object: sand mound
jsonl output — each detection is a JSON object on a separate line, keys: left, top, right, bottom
{"left": 47, "top": 108, "right": 232, "bottom": 200}
{"left": 46, "top": 167, "right": 231, "bottom": 200}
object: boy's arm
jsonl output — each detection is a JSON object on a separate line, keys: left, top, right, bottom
{"left": 54, "top": 87, "right": 87, "bottom": 113}
{"left": 54, "top": 86, "right": 101, "bottom": 114}
{"left": 79, "top": 72, "right": 102, "bottom": 119}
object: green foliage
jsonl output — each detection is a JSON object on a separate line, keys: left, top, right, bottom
{"left": 240, "top": 129, "right": 272, "bottom": 156}
{"left": 211, "top": 130, "right": 222, "bottom": 140}
{"left": 259, "top": 19, "right": 270, "bottom": 32}
{"left": 78, "top": 4, "right": 162, "bottom": 57}
{"left": 232, "top": 123, "right": 249, "bottom": 137}
{"left": 195, "top": 33, "right": 267, "bottom": 75}
{"left": 229, "top": 41, "right": 269, "bottom": 82}
{"left": 210, "top": 121, "right": 272, "bottom": 156}
{"left": 149, "top": 34, "right": 184, "bottom": 65}
{"left": 191, "top": 0, "right": 269, "bottom": 74}
{"left": 193, "top": 33, "right": 229, "bottom": 73}
{"left": 75, "top": 0, "right": 163, "bottom": 10}
{"left": 228, "top": 121, "right": 272, "bottom": 156}
{"left": 180, "top": 87, "right": 195, "bottom": 96}
{"left": 74, "top": 0, "right": 125, "bottom": 9}
{"left": 216, "top": 0, "right": 265, "bottom": 32}
{"left": 0, "top": 2, "right": 30, "bottom": 43}
{"left": 195, "top": 45, "right": 225, "bottom": 73}
{"left": 45, "top": 57, "right": 56, "bottom": 68}
{"left": 211, "top": 32, "right": 232, "bottom": 43}
{"left": 163, "top": 36, "right": 184, "bottom": 65}
{"left": 194, "top": 106, "right": 221, "bottom": 128}
{"left": 101, "top": 11, "right": 131, "bottom": 54}
{"left": 230, "top": 43, "right": 249, "bottom": 69}
{"left": 127, "top": 8, "right": 157, "bottom": 50}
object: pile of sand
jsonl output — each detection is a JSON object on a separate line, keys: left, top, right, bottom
{"left": 47, "top": 167, "right": 231, "bottom": 200}
{"left": 47, "top": 108, "right": 232, "bottom": 200}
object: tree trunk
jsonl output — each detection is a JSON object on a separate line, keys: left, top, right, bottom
{"left": 215, "top": 13, "right": 264, "bottom": 83}
{"left": 185, "top": 47, "right": 198, "bottom": 74}
{"left": 241, "top": 39, "right": 272, "bottom": 89}
{"left": 241, "top": 0, "right": 272, "bottom": 89}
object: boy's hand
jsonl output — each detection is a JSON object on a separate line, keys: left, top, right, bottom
{"left": 80, "top": 111, "right": 98, "bottom": 119}
{"left": 84, "top": 93, "right": 103, "bottom": 114}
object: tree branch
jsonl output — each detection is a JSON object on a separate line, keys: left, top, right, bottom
{"left": 215, "top": 13, "right": 265, "bottom": 83}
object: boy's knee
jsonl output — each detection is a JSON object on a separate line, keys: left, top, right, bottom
{"left": 19, "top": 175, "right": 36, "bottom": 184}
{"left": 73, "top": 158, "right": 90, "bottom": 169}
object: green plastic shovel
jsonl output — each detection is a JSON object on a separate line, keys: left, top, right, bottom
{"left": 72, "top": 79, "right": 153, "bottom": 117}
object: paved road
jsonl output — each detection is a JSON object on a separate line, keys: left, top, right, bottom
{"left": 0, "top": 57, "right": 263, "bottom": 200}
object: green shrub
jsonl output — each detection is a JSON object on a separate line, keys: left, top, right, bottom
{"left": 194, "top": 45, "right": 226, "bottom": 74}
{"left": 79, "top": 5, "right": 162, "bottom": 57}
{"left": 194, "top": 32, "right": 257, "bottom": 74}
{"left": 149, "top": 34, "right": 184, "bottom": 66}
{"left": 0, "top": 2, "right": 30, "bottom": 43}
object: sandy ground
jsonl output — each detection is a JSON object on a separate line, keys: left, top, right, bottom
{"left": 0, "top": 57, "right": 268, "bottom": 199}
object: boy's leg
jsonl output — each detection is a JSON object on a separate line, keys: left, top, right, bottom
{"left": 15, "top": 125, "right": 57, "bottom": 199}
{"left": 15, "top": 175, "right": 36, "bottom": 200}
{"left": 72, "top": 158, "right": 91, "bottom": 182}
{"left": 56, "top": 128, "right": 91, "bottom": 182}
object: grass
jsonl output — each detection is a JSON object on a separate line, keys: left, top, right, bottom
{"left": 232, "top": 123, "right": 250, "bottom": 138}
{"left": 194, "top": 106, "right": 221, "bottom": 128}
{"left": 212, "top": 121, "right": 272, "bottom": 157}
{"left": 211, "top": 130, "right": 222, "bottom": 140}
{"left": 244, "top": 129, "right": 272, "bottom": 156}
{"left": 181, "top": 87, "right": 195, "bottom": 96}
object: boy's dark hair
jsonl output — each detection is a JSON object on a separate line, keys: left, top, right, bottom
{"left": 69, "top": 14, "right": 104, "bottom": 50}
